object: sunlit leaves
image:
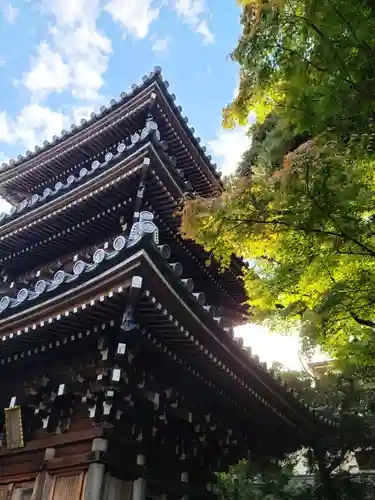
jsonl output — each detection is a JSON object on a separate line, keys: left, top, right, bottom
{"left": 182, "top": 133, "right": 375, "bottom": 364}
{"left": 228, "top": 0, "right": 375, "bottom": 142}
{"left": 182, "top": 0, "right": 375, "bottom": 367}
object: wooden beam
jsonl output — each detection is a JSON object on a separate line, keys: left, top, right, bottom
{"left": 0, "top": 427, "right": 103, "bottom": 456}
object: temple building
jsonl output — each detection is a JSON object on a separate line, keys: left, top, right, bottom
{"left": 0, "top": 68, "right": 333, "bottom": 500}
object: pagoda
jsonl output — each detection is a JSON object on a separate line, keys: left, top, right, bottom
{"left": 0, "top": 68, "right": 332, "bottom": 500}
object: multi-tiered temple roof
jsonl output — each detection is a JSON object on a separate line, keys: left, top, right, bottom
{"left": 0, "top": 68, "right": 333, "bottom": 500}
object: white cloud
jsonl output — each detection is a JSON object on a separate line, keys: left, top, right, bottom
{"left": 52, "top": 24, "right": 112, "bottom": 100}
{"left": 0, "top": 152, "right": 9, "bottom": 164}
{"left": 24, "top": 43, "right": 70, "bottom": 98}
{"left": 0, "top": 112, "right": 13, "bottom": 143}
{"left": 24, "top": 0, "right": 111, "bottom": 101}
{"left": 104, "top": 0, "right": 160, "bottom": 39}
{"left": 0, "top": 195, "right": 12, "bottom": 214}
{"left": 172, "top": 0, "right": 214, "bottom": 44}
{"left": 174, "top": 0, "right": 204, "bottom": 23}
{"left": 2, "top": 4, "right": 20, "bottom": 24}
{"left": 40, "top": 0, "right": 99, "bottom": 25}
{"left": 0, "top": 104, "right": 69, "bottom": 150}
{"left": 209, "top": 126, "right": 250, "bottom": 177}
{"left": 72, "top": 105, "right": 95, "bottom": 124}
{"left": 151, "top": 37, "right": 170, "bottom": 54}
{"left": 0, "top": 155, "right": 12, "bottom": 213}
{"left": 23, "top": 0, "right": 213, "bottom": 103}
{"left": 11, "top": 103, "right": 69, "bottom": 150}
{"left": 196, "top": 20, "right": 213, "bottom": 44}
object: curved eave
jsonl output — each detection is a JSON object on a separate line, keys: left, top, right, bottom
{"left": 0, "top": 69, "right": 222, "bottom": 203}
{"left": 150, "top": 212, "right": 248, "bottom": 317}
{"left": 0, "top": 82, "right": 157, "bottom": 202}
{"left": 0, "top": 292, "right": 298, "bottom": 462}
{"left": 0, "top": 236, "right": 331, "bottom": 436}
{"left": 152, "top": 77, "right": 222, "bottom": 195}
{"left": 137, "top": 244, "right": 329, "bottom": 434}
{"left": 0, "top": 248, "right": 144, "bottom": 337}
{"left": 0, "top": 140, "right": 246, "bottom": 315}
{"left": 0, "top": 141, "right": 179, "bottom": 264}
{"left": 0, "top": 134, "right": 183, "bottom": 233}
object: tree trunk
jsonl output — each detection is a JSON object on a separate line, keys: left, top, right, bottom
{"left": 315, "top": 448, "right": 338, "bottom": 500}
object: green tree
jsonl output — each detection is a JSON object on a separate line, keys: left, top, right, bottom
{"left": 226, "top": 0, "right": 375, "bottom": 141}
{"left": 181, "top": 0, "right": 375, "bottom": 365}
{"left": 216, "top": 365, "right": 375, "bottom": 499}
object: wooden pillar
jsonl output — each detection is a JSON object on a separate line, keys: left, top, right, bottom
{"left": 30, "top": 448, "right": 55, "bottom": 500}
{"left": 132, "top": 455, "right": 146, "bottom": 500}
{"left": 181, "top": 471, "right": 188, "bottom": 500}
{"left": 84, "top": 438, "right": 108, "bottom": 500}
{"left": 207, "top": 483, "right": 216, "bottom": 500}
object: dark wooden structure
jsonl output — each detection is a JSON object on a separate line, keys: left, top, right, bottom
{"left": 0, "top": 68, "right": 332, "bottom": 500}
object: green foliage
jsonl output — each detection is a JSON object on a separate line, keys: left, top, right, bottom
{"left": 227, "top": 0, "right": 375, "bottom": 142}
{"left": 237, "top": 114, "right": 310, "bottom": 177}
{"left": 181, "top": 0, "right": 375, "bottom": 366}
{"left": 182, "top": 3, "right": 375, "bottom": 493}
{"left": 182, "top": 136, "right": 375, "bottom": 363}
{"left": 216, "top": 366, "right": 375, "bottom": 499}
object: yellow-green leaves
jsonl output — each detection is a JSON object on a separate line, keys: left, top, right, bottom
{"left": 228, "top": 0, "right": 375, "bottom": 141}
{"left": 183, "top": 0, "right": 375, "bottom": 369}
{"left": 181, "top": 130, "right": 375, "bottom": 366}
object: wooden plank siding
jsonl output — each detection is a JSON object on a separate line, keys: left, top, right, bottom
{"left": 48, "top": 472, "right": 84, "bottom": 500}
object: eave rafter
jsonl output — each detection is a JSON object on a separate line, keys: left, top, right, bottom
{"left": 0, "top": 138, "right": 156, "bottom": 237}
{"left": 0, "top": 87, "right": 157, "bottom": 199}
{"left": 0, "top": 138, "right": 246, "bottom": 311}
{"left": 0, "top": 221, "right": 334, "bottom": 439}
{"left": 0, "top": 68, "right": 222, "bottom": 205}
{"left": 0, "top": 289, "right": 302, "bottom": 463}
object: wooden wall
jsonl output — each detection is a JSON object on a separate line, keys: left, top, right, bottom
{"left": 0, "top": 471, "right": 136, "bottom": 500}
{"left": 102, "top": 475, "right": 132, "bottom": 500}
{"left": 0, "top": 482, "right": 35, "bottom": 500}
{"left": 0, "top": 473, "right": 86, "bottom": 500}
{"left": 48, "top": 472, "right": 86, "bottom": 500}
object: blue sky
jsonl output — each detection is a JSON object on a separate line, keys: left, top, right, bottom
{"left": 0, "top": 0, "right": 250, "bottom": 177}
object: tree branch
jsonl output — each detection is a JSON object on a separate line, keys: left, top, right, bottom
{"left": 325, "top": 0, "right": 372, "bottom": 52}
{"left": 326, "top": 448, "right": 350, "bottom": 475}
{"left": 293, "top": 14, "right": 361, "bottom": 93}
{"left": 350, "top": 313, "right": 375, "bottom": 329}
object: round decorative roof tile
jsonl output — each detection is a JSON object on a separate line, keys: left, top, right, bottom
{"left": 35, "top": 280, "right": 47, "bottom": 295}
{"left": 31, "top": 194, "right": 40, "bottom": 205}
{"left": 113, "top": 235, "right": 126, "bottom": 251}
{"left": 54, "top": 270, "right": 66, "bottom": 285}
{"left": 93, "top": 248, "right": 105, "bottom": 264}
{"left": 17, "top": 288, "right": 28, "bottom": 303}
{"left": 140, "top": 221, "right": 156, "bottom": 234}
{"left": 19, "top": 199, "right": 28, "bottom": 211}
{"left": 73, "top": 260, "right": 86, "bottom": 275}
{"left": 0, "top": 296, "right": 10, "bottom": 311}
